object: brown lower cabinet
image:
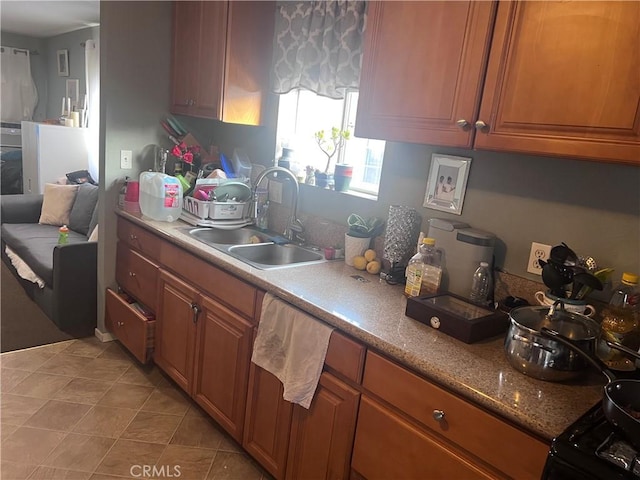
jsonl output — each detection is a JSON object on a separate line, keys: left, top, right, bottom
{"left": 243, "top": 364, "right": 360, "bottom": 480}
{"left": 154, "top": 268, "right": 253, "bottom": 443}
{"left": 352, "top": 396, "right": 494, "bottom": 480}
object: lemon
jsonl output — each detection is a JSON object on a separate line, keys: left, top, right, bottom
{"left": 353, "top": 256, "right": 368, "bottom": 270}
{"left": 366, "top": 260, "right": 381, "bottom": 275}
{"left": 364, "top": 249, "right": 377, "bottom": 262}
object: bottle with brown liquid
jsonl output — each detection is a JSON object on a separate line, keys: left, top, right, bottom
{"left": 597, "top": 272, "right": 640, "bottom": 371}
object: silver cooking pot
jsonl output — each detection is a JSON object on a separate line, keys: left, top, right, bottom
{"left": 504, "top": 301, "right": 600, "bottom": 382}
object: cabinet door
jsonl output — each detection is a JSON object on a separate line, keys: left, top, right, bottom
{"left": 476, "top": 1, "right": 640, "bottom": 164}
{"left": 243, "top": 363, "right": 293, "bottom": 479}
{"left": 154, "top": 270, "right": 198, "bottom": 392}
{"left": 192, "top": 1, "right": 228, "bottom": 119}
{"left": 355, "top": 1, "right": 496, "bottom": 148}
{"left": 171, "top": 1, "right": 201, "bottom": 115}
{"left": 351, "top": 396, "right": 495, "bottom": 480}
{"left": 192, "top": 294, "right": 252, "bottom": 443}
{"left": 285, "top": 372, "right": 360, "bottom": 480}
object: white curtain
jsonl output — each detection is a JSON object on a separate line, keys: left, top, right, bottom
{"left": 0, "top": 47, "right": 38, "bottom": 122}
{"left": 85, "top": 39, "right": 100, "bottom": 182}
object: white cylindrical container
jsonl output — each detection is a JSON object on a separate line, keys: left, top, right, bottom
{"left": 139, "top": 172, "right": 182, "bottom": 222}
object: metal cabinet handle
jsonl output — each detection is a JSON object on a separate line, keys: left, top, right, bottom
{"left": 474, "top": 120, "right": 488, "bottom": 130}
{"left": 456, "top": 119, "right": 469, "bottom": 129}
{"left": 129, "top": 234, "right": 137, "bottom": 240}
{"left": 190, "top": 303, "right": 201, "bottom": 324}
{"left": 117, "top": 321, "right": 124, "bottom": 327}
{"left": 433, "top": 409, "right": 445, "bottom": 422}
{"left": 128, "top": 271, "right": 136, "bottom": 277}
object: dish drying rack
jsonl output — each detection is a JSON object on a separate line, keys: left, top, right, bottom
{"left": 181, "top": 196, "right": 253, "bottom": 228}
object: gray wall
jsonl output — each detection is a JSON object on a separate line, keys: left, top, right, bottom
{"left": 1, "top": 27, "right": 99, "bottom": 121}
{"left": 45, "top": 27, "right": 99, "bottom": 119}
{"left": 175, "top": 116, "right": 640, "bottom": 290}
{"left": 98, "top": 1, "right": 172, "bottom": 332}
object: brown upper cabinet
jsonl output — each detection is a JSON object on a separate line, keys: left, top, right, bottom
{"left": 356, "top": 1, "right": 640, "bottom": 165}
{"left": 170, "top": 1, "right": 275, "bottom": 125}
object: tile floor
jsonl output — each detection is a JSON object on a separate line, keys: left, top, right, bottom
{"left": 1, "top": 338, "right": 271, "bottom": 479}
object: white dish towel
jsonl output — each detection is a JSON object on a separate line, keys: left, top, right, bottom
{"left": 252, "top": 293, "right": 334, "bottom": 409}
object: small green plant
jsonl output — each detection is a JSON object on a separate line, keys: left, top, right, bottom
{"left": 347, "top": 213, "right": 385, "bottom": 238}
{"left": 314, "top": 127, "right": 351, "bottom": 174}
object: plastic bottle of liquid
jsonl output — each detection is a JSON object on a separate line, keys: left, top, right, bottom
{"left": 469, "top": 261, "right": 492, "bottom": 305}
{"left": 404, "top": 238, "right": 442, "bottom": 297}
{"left": 58, "top": 225, "right": 69, "bottom": 245}
{"left": 598, "top": 272, "right": 640, "bottom": 371}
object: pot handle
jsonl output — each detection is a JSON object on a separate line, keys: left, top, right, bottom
{"left": 605, "top": 340, "right": 640, "bottom": 361}
{"left": 540, "top": 327, "right": 617, "bottom": 383}
{"left": 512, "top": 334, "right": 556, "bottom": 353}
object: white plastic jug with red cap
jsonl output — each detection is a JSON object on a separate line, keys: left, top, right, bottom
{"left": 139, "top": 172, "right": 182, "bottom": 222}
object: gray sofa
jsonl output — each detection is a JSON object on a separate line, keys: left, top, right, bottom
{"left": 1, "top": 188, "right": 98, "bottom": 336}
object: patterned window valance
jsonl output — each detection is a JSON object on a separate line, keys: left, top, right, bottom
{"left": 270, "top": 1, "right": 367, "bottom": 99}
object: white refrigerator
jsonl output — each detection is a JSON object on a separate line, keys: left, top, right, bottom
{"left": 21, "top": 121, "right": 89, "bottom": 194}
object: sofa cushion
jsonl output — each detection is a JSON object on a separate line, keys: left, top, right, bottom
{"left": 39, "top": 184, "right": 79, "bottom": 226}
{"left": 1, "top": 223, "right": 87, "bottom": 286}
{"left": 69, "top": 184, "right": 99, "bottom": 235}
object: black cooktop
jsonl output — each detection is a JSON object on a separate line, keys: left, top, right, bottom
{"left": 544, "top": 403, "right": 640, "bottom": 480}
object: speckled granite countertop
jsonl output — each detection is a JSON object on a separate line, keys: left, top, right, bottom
{"left": 117, "top": 211, "right": 605, "bottom": 441}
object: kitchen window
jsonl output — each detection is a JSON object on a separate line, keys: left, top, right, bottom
{"left": 276, "top": 89, "right": 385, "bottom": 196}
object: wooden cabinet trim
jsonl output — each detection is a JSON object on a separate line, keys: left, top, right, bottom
{"left": 324, "top": 331, "right": 366, "bottom": 384}
{"left": 160, "top": 240, "right": 257, "bottom": 320}
{"left": 117, "top": 217, "right": 162, "bottom": 261}
{"left": 116, "top": 242, "right": 159, "bottom": 311}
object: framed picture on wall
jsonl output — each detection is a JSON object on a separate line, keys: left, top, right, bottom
{"left": 423, "top": 154, "right": 472, "bottom": 215}
{"left": 66, "top": 79, "right": 79, "bottom": 109}
{"left": 57, "top": 49, "right": 69, "bottom": 76}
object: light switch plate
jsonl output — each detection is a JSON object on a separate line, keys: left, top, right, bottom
{"left": 120, "top": 150, "right": 133, "bottom": 169}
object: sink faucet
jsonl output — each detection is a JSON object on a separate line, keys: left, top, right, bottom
{"left": 251, "top": 167, "right": 305, "bottom": 244}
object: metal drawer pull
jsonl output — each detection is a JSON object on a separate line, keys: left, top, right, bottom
{"left": 474, "top": 120, "right": 488, "bottom": 130}
{"left": 117, "top": 321, "right": 124, "bottom": 327}
{"left": 456, "top": 119, "right": 469, "bottom": 129}
{"left": 129, "top": 234, "right": 137, "bottom": 240}
{"left": 128, "top": 271, "right": 136, "bottom": 277}
{"left": 191, "top": 303, "right": 201, "bottom": 324}
{"left": 432, "top": 409, "right": 445, "bottom": 422}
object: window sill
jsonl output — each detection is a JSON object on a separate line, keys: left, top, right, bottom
{"left": 300, "top": 183, "right": 378, "bottom": 201}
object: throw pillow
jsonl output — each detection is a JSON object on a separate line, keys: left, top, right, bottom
{"left": 38, "top": 184, "right": 79, "bottom": 226}
{"left": 68, "top": 183, "right": 99, "bottom": 235}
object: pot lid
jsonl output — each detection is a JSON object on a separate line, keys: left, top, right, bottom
{"left": 510, "top": 304, "right": 600, "bottom": 340}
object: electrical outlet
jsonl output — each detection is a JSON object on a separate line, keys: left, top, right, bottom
{"left": 120, "top": 150, "right": 132, "bottom": 169}
{"left": 269, "top": 180, "right": 283, "bottom": 204}
{"left": 527, "top": 242, "right": 552, "bottom": 275}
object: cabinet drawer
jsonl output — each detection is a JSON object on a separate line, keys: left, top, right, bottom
{"left": 105, "top": 288, "right": 155, "bottom": 364}
{"left": 160, "top": 241, "right": 257, "bottom": 320}
{"left": 362, "top": 351, "right": 548, "bottom": 480}
{"left": 324, "top": 331, "right": 366, "bottom": 384}
{"left": 116, "top": 243, "right": 159, "bottom": 311}
{"left": 117, "top": 217, "right": 162, "bottom": 261}
{"left": 352, "top": 395, "right": 493, "bottom": 480}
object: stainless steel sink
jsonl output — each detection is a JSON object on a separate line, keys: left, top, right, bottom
{"left": 227, "top": 243, "right": 325, "bottom": 269}
{"left": 185, "top": 226, "right": 326, "bottom": 270}
{"left": 187, "top": 227, "right": 271, "bottom": 245}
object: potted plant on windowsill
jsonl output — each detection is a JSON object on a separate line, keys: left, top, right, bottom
{"left": 314, "top": 127, "right": 351, "bottom": 189}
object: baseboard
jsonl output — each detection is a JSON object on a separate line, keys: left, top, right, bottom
{"left": 94, "top": 328, "right": 115, "bottom": 342}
